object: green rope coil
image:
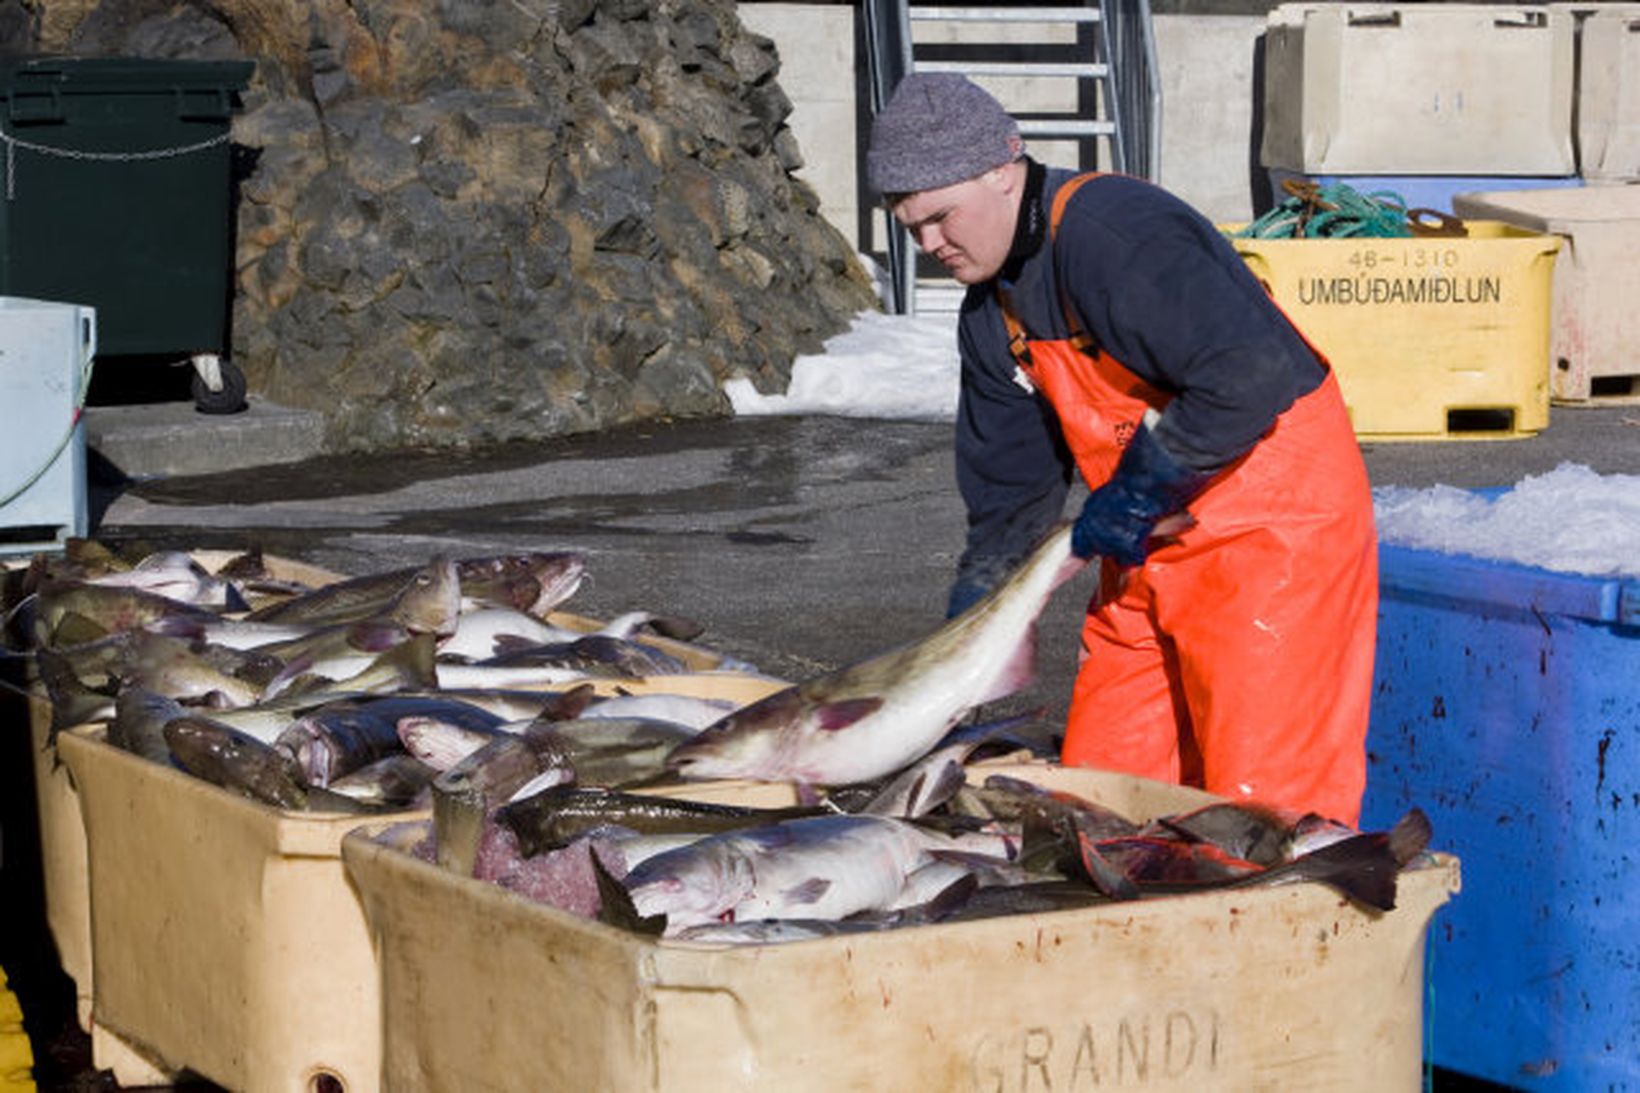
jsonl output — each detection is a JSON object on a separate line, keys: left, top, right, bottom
{"left": 1235, "top": 181, "right": 1416, "bottom": 240}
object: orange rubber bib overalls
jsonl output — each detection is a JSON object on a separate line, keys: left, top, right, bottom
{"left": 1000, "top": 175, "right": 1377, "bottom": 825}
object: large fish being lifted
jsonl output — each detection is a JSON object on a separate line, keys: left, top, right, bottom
{"left": 665, "top": 523, "right": 1085, "bottom": 787}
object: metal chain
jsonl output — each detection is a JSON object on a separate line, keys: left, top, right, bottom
{"left": 0, "top": 127, "right": 231, "bottom": 200}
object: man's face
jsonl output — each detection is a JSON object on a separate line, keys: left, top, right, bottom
{"left": 889, "top": 168, "right": 1018, "bottom": 285}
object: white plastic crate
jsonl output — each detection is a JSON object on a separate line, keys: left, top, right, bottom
{"left": 1574, "top": 6, "right": 1640, "bottom": 179}
{"left": 0, "top": 297, "right": 95, "bottom": 556}
{"left": 1260, "top": 4, "right": 1576, "bottom": 176}
{"left": 1452, "top": 186, "right": 1640, "bottom": 402}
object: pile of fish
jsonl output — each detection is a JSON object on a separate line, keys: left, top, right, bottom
{"left": 397, "top": 766, "right": 1434, "bottom": 944}
{"left": 3, "top": 539, "right": 777, "bottom": 813}
{"left": 5, "top": 529, "right": 1437, "bottom": 946}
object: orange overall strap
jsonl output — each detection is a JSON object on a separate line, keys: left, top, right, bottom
{"left": 999, "top": 173, "right": 1104, "bottom": 371}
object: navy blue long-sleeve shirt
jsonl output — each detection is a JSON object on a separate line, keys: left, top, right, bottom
{"left": 950, "top": 161, "right": 1328, "bottom": 603}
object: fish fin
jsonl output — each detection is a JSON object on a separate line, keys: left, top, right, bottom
{"left": 925, "top": 873, "right": 980, "bottom": 920}
{"left": 143, "top": 613, "right": 207, "bottom": 641}
{"left": 934, "top": 707, "right": 1055, "bottom": 762}
{"left": 897, "top": 873, "right": 980, "bottom": 925}
{"left": 903, "top": 761, "right": 968, "bottom": 819}
{"left": 378, "top": 633, "right": 440, "bottom": 689}
{"left": 1388, "top": 807, "right": 1433, "bottom": 867}
{"left": 346, "top": 620, "right": 412, "bottom": 653}
{"left": 508, "top": 767, "right": 573, "bottom": 803}
{"left": 793, "top": 782, "right": 826, "bottom": 808}
{"left": 1075, "top": 827, "right": 1143, "bottom": 901}
{"left": 212, "top": 544, "right": 265, "bottom": 580}
{"left": 781, "top": 877, "right": 832, "bottom": 905}
{"left": 974, "top": 626, "right": 1039, "bottom": 705}
{"left": 490, "top": 633, "right": 539, "bottom": 656}
{"left": 497, "top": 574, "right": 543, "bottom": 613}
{"left": 54, "top": 609, "right": 111, "bottom": 646}
{"left": 935, "top": 706, "right": 1047, "bottom": 749}
{"left": 815, "top": 697, "right": 884, "bottom": 731}
{"left": 262, "top": 653, "right": 316, "bottom": 700}
{"left": 34, "top": 646, "right": 107, "bottom": 743}
{"left": 538, "top": 682, "right": 598, "bottom": 720}
{"left": 222, "top": 583, "right": 252, "bottom": 615}
{"left": 590, "top": 851, "right": 667, "bottom": 937}
{"left": 637, "top": 614, "right": 706, "bottom": 642}
{"left": 926, "top": 848, "right": 1016, "bottom": 873}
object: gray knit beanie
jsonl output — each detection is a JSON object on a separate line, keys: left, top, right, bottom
{"left": 866, "top": 73, "right": 1022, "bottom": 197}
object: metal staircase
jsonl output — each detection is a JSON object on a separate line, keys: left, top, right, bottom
{"left": 864, "top": 0, "right": 1161, "bottom": 315}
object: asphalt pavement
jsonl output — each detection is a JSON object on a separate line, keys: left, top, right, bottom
{"left": 83, "top": 395, "right": 1640, "bottom": 729}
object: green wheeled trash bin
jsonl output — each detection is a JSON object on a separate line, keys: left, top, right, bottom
{"left": 0, "top": 56, "right": 254, "bottom": 413}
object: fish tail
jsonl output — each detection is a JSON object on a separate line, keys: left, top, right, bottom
{"left": 1388, "top": 807, "right": 1433, "bottom": 867}
{"left": 1273, "top": 834, "right": 1401, "bottom": 912}
{"left": 590, "top": 849, "right": 666, "bottom": 937}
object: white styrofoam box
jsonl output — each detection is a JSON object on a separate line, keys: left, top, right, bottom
{"left": 1452, "top": 185, "right": 1640, "bottom": 402}
{"left": 1260, "top": 4, "right": 1576, "bottom": 176}
{"left": 1576, "top": 7, "right": 1640, "bottom": 179}
{"left": 0, "top": 297, "right": 96, "bottom": 556}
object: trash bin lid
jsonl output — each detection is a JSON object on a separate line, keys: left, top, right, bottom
{"left": 0, "top": 56, "right": 254, "bottom": 97}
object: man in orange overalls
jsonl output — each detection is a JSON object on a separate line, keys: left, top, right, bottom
{"left": 866, "top": 74, "right": 1377, "bottom": 825}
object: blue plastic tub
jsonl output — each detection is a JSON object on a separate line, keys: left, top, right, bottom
{"left": 1267, "top": 169, "right": 1584, "bottom": 215}
{"left": 1362, "top": 544, "right": 1640, "bottom": 1089}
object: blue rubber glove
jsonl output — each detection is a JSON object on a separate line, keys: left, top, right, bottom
{"left": 1070, "top": 424, "right": 1208, "bottom": 566}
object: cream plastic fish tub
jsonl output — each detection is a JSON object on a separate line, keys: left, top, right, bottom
{"left": 342, "top": 762, "right": 1462, "bottom": 1092}
{"left": 26, "top": 545, "right": 758, "bottom": 1079}
{"left": 55, "top": 664, "right": 792, "bottom": 1093}
{"left": 21, "top": 549, "right": 343, "bottom": 1074}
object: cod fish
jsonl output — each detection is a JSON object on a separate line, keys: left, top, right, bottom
{"left": 665, "top": 523, "right": 1085, "bottom": 786}
{"left": 108, "top": 687, "right": 189, "bottom": 767}
{"left": 498, "top": 784, "right": 821, "bottom": 857}
{"left": 329, "top": 754, "right": 440, "bottom": 809}
{"left": 276, "top": 693, "right": 506, "bottom": 787}
{"left": 244, "top": 552, "right": 585, "bottom": 625}
{"left": 27, "top": 579, "right": 221, "bottom": 647}
{"left": 163, "top": 716, "right": 311, "bottom": 810}
{"left": 86, "top": 551, "right": 249, "bottom": 611}
{"left": 618, "top": 814, "right": 945, "bottom": 935}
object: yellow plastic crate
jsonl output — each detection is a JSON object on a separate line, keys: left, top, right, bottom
{"left": 1228, "top": 221, "right": 1562, "bottom": 440}
{"left": 0, "top": 966, "right": 33, "bottom": 1093}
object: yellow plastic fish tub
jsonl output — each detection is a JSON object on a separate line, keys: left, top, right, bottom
{"left": 1227, "top": 221, "right": 1561, "bottom": 441}
{"left": 342, "top": 761, "right": 1462, "bottom": 1093}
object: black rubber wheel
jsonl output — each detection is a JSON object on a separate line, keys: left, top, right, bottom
{"left": 192, "top": 358, "right": 248, "bottom": 415}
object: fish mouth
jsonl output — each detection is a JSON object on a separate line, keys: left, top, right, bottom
{"left": 662, "top": 746, "right": 702, "bottom": 774}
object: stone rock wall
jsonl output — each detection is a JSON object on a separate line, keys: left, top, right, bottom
{"left": 1, "top": 0, "right": 880, "bottom": 450}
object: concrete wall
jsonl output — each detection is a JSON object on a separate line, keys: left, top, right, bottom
{"left": 737, "top": 3, "right": 863, "bottom": 247}
{"left": 1154, "top": 14, "right": 1267, "bottom": 224}
{"left": 740, "top": 5, "right": 1266, "bottom": 250}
